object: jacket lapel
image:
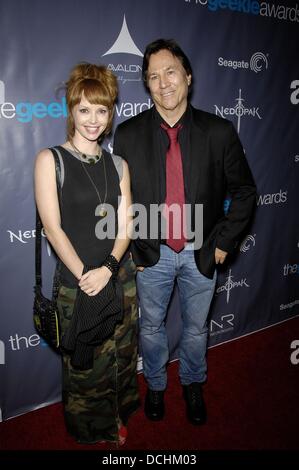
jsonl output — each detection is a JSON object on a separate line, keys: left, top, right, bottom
{"left": 141, "top": 108, "right": 161, "bottom": 204}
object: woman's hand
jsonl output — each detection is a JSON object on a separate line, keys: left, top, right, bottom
{"left": 79, "top": 266, "right": 112, "bottom": 296}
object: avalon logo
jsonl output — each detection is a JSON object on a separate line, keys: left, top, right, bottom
{"left": 103, "top": 15, "right": 143, "bottom": 57}
{"left": 214, "top": 89, "right": 261, "bottom": 133}
{"left": 102, "top": 15, "right": 143, "bottom": 85}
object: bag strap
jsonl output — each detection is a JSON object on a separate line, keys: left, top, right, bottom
{"left": 35, "top": 147, "right": 62, "bottom": 300}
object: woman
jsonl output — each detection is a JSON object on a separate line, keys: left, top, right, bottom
{"left": 34, "top": 63, "right": 140, "bottom": 445}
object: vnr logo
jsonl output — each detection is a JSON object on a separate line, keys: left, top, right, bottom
{"left": 0, "top": 80, "right": 67, "bottom": 123}
{"left": 210, "top": 314, "right": 234, "bottom": 335}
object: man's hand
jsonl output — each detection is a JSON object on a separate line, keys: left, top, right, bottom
{"left": 215, "top": 247, "right": 228, "bottom": 265}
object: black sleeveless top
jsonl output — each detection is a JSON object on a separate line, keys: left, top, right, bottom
{"left": 57, "top": 146, "right": 121, "bottom": 287}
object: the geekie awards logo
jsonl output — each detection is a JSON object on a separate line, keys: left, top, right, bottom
{"left": 0, "top": 80, "right": 67, "bottom": 123}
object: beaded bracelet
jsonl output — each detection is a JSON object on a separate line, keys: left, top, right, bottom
{"left": 102, "top": 254, "right": 120, "bottom": 278}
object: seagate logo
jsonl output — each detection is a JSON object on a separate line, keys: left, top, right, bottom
{"left": 250, "top": 52, "right": 268, "bottom": 73}
{"left": 218, "top": 52, "right": 268, "bottom": 73}
{"left": 240, "top": 234, "right": 256, "bottom": 253}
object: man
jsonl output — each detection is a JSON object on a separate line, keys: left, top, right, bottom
{"left": 113, "top": 39, "right": 256, "bottom": 425}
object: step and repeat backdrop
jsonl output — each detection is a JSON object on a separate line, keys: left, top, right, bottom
{"left": 0, "top": 0, "right": 298, "bottom": 420}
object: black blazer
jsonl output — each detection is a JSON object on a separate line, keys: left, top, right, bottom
{"left": 113, "top": 106, "right": 256, "bottom": 278}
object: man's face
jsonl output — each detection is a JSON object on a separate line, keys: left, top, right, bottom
{"left": 147, "top": 49, "right": 191, "bottom": 118}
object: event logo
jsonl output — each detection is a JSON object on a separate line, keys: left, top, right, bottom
{"left": 218, "top": 52, "right": 268, "bottom": 73}
{"left": 283, "top": 263, "right": 299, "bottom": 276}
{"left": 114, "top": 99, "right": 152, "bottom": 119}
{"left": 0, "top": 80, "right": 67, "bottom": 123}
{"left": 259, "top": 2, "right": 299, "bottom": 23}
{"left": 240, "top": 234, "right": 256, "bottom": 253}
{"left": 290, "top": 80, "right": 299, "bottom": 105}
{"left": 184, "top": 0, "right": 260, "bottom": 14}
{"left": 295, "top": 155, "right": 299, "bottom": 163}
{"left": 214, "top": 89, "right": 262, "bottom": 133}
{"left": 0, "top": 332, "right": 46, "bottom": 374}
{"left": 8, "top": 333, "right": 41, "bottom": 351}
{"left": 256, "top": 189, "right": 287, "bottom": 206}
{"left": 7, "top": 228, "right": 52, "bottom": 256}
{"left": 209, "top": 314, "right": 234, "bottom": 336}
{"left": 102, "top": 15, "right": 143, "bottom": 85}
{"left": 290, "top": 340, "right": 299, "bottom": 365}
{"left": 216, "top": 269, "right": 250, "bottom": 303}
{"left": 208, "top": 0, "right": 260, "bottom": 14}
{"left": 185, "top": 1, "right": 299, "bottom": 23}
{"left": 0, "top": 340, "right": 5, "bottom": 365}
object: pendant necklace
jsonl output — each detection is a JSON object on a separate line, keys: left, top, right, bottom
{"left": 71, "top": 141, "right": 108, "bottom": 217}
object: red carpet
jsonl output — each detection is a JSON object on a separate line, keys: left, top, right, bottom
{"left": 1, "top": 317, "right": 298, "bottom": 451}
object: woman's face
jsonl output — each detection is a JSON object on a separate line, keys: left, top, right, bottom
{"left": 72, "top": 92, "right": 109, "bottom": 142}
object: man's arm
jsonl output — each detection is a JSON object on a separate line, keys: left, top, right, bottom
{"left": 216, "top": 121, "right": 256, "bottom": 254}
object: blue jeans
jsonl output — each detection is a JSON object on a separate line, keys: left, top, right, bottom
{"left": 136, "top": 244, "right": 216, "bottom": 390}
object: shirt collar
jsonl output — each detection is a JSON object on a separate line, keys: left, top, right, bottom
{"left": 153, "top": 104, "right": 192, "bottom": 129}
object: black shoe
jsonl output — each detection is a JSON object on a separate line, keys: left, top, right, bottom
{"left": 183, "top": 382, "right": 207, "bottom": 425}
{"left": 144, "top": 389, "right": 165, "bottom": 421}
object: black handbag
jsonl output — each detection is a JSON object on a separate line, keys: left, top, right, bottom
{"left": 33, "top": 148, "right": 62, "bottom": 350}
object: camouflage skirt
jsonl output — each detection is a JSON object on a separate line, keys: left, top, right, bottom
{"left": 57, "top": 258, "right": 140, "bottom": 444}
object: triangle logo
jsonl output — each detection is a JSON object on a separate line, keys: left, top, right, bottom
{"left": 102, "top": 15, "right": 143, "bottom": 57}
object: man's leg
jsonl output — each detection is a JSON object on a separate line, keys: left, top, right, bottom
{"left": 136, "top": 245, "right": 176, "bottom": 420}
{"left": 176, "top": 246, "right": 216, "bottom": 424}
{"left": 136, "top": 245, "right": 176, "bottom": 390}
